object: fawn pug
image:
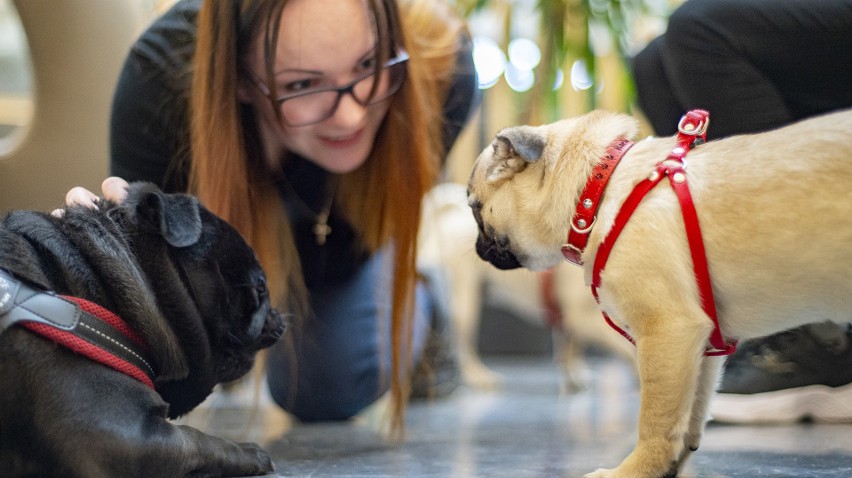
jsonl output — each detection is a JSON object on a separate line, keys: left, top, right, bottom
{"left": 467, "top": 109, "right": 852, "bottom": 477}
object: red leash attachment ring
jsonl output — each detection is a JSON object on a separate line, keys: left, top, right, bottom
{"left": 670, "top": 109, "right": 709, "bottom": 165}
{"left": 678, "top": 110, "right": 709, "bottom": 138}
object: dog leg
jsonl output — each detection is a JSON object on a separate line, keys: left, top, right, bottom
{"left": 584, "top": 315, "right": 712, "bottom": 478}
{"left": 552, "top": 327, "right": 587, "bottom": 393}
{"left": 54, "top": 405, "right": 275, "bottom": 477}
{"left": 419, "top": 183, "right": 503, "bottom": 390}
{"left": 97, "top": 419, "right": 275, "bottom": 477}
{"left": 553, "top": 265, "right": 638, "bottom": 392}
{"left": 675, "top": 355, "right": 723, "bottom": 470}
{"left": 550, "top": 266, "right": 589, "bottom": 393}
{"left": 164, "top": 424, "right": 276, "bottom": 477}
{"left": 455, "top": 264, "right": 504, "bottom": 389}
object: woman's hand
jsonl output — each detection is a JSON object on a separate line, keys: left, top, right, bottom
{"left": 52, "top": 177, "right": 130, "bottom": 217}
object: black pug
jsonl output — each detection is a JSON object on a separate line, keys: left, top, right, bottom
{"left": 0, "top": 182, "right": 285, "bottom": 477}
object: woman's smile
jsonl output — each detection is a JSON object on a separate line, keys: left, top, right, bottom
{"left": 319, "top": 128, "right": 364, "bottom": 148}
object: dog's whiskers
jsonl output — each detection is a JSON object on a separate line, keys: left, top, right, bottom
{"left": 227, "top": 332, "right": 245, "bottom": 346}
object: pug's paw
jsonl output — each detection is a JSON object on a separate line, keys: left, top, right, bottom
{"left": 583, "top": 468, "right": 616, "bottom": 478}
{"left": 460, "top": 358, "right": 504, "bottom": 390}
{"left": 236, "top": 442, "right": 276, "bottom": 474}
{"left": 583, "top": 454, "right": 679, "bottom": 478}
{"left": 583, "top": 468, "right": 677, "bottom": 478}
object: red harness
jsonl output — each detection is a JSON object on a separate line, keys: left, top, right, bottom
{"left": 0, "top": 270, "right": 156, "bottom": 387}
{"left": 561, "top": 110, "right": 737, "bottom": 356}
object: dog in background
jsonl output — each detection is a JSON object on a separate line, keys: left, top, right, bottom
{"left": 468, "top": 109, "right": 852, "bottom": 477}
{"left": 0, "top": 182, "right": 285, "bottom": 477}
{"left": 418, "top": 182, "right": 634, "bottom": 392}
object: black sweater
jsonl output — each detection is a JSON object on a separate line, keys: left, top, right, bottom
{"left": 109, "top": 0, "right": 479, "bottom": 288}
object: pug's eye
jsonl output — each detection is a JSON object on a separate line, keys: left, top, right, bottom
{"left": 254, "top": 277, "right": 269, "bottom": 305}
{"left": 249, "top": 285, "right": 258, "bottom": 305}
{"left": 243, "top": 277, "right": 271, "bottom": 341}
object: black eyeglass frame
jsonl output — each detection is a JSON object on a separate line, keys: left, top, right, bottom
{"left": 247, "top": 49, "right": 410, "bottom": 127}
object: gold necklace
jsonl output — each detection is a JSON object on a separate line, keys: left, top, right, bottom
{"left": 283, "top": 176, "right": 338, "bottom": 246}
{"left": 312, "top": 199, "right": 333, "bottom": 246}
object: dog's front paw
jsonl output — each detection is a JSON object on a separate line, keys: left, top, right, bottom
{"left": 237, "top": 442, "right": 276, "bottom": 474}
{"left": 583, "top": 468, "right": 616, "bottom": 478}
{"left": 583, "top": 467, "right": 677, "bottom": 478}
{"left": 674, "top": 432, "right": 700, "bottom": 470}
{"left": 461, "top": 359, "right": 504, "bottom": 389}
{"left": 584, "top": 450, "right": 679, "bottom": 478}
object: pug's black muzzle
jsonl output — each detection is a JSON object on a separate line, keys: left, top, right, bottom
{"left": 475, "top": 232, "right": 523, "bottom": 270}
{"left": 258, "top": 307, "right": 286, "bottom": 349}
{"left": 469, "top": 198, "right": 523, "bottom": 270}
{"left": 246, "top": 300, "right": 286, "bottom": 349}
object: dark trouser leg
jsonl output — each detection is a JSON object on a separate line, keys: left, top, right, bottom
{"left": 265, "top": 248, "right": 432, "bottom": 422}
{"left": 631, "top": 0, "right": 852, "bottom": 140}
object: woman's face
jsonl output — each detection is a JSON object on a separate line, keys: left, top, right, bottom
{"left": 245, "top": 0, "right": 392, "bottom": 174}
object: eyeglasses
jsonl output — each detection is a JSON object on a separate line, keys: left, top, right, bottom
{"left": 249, "top": 50, "right": 409, "bottom": 127}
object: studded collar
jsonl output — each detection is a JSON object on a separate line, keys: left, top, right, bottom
{"left": 561, "top": 138, "right": 635, "bottom": 265}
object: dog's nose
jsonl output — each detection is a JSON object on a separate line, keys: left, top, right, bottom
{"left": 475, "top": 234, "right": 523, "bottom": 270}
{"left": 260, "top": 309, "right": 286, "bottom": 347}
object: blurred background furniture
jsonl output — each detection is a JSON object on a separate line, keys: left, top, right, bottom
{"left": 0, "top": 0, "right": 149, "bottom": 213}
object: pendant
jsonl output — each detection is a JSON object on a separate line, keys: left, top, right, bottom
{"left": 313, "top": 211, "right": 332, "bottom": 245}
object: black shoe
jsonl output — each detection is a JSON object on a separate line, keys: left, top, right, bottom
{"left": 710, "top": 322, "right": 852, "bottom": 424}
{"left": 410, "top": 268, "right": 460, "bottom": 399}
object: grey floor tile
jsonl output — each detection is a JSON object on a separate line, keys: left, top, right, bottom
{"left": 197, "top": 355, "right": 852, "bottom": 477}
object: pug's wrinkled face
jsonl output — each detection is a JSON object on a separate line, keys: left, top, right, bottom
{"left": 158, "top": 206, "right": 286, "bottom": 418}
{"left": 467, "top": 123, "right": 570, "bottom": 272}
{"left": 174, "top": 207, "right": 286, "bottom": 383}
{"left": 122, "top": 183, "right": 286, "bottom": 417}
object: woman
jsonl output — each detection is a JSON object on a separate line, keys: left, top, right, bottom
{"left": 70, "top": 0, "right": 478, "bottom": 430}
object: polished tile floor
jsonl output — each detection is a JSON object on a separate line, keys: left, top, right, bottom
{"left": 184, "top": 354, "right": 852, "bottom": 478}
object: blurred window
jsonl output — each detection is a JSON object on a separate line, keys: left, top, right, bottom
{"left": 0, "top": 0, "right": 33, "bottom": 154}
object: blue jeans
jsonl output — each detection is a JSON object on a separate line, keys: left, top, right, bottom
{"left": 265, "top": 248, "right": 433, "bottom": 421}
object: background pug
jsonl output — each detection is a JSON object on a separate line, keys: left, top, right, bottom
{"left": 467, "top": 109, "right": 852, "bottom": 478}
{"left": 0, "top": 182, "right": 285, "bottom": 477}
{"left": 418, "top": 182, "right": 636, "bottom": 392}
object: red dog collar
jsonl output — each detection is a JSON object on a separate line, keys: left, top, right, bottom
{"left": 0, "top": 269, "right": 156, "bottom": 388}
{"left": 561, "top": 138, "right": 635, "bottom": 265}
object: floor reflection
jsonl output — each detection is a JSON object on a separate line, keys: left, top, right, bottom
{"left": 183, "top": 355, "right": 852, "bottom": 477}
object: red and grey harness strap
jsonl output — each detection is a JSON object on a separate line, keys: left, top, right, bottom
{"left": 0, "top": 269, "right": 156, "bottom": 387}
{"left": 590, "top": 109, "right": 737, "bottom": 356}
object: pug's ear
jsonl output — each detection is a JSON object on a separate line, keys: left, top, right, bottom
{"left": 486, "top": 126, "right": 547, "bottom": 183}
{"left": 136, "top": 190, "right": 203, "bottom": 248}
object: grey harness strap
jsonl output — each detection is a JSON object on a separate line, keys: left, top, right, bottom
{"left": 0, "top": 269, "right": 80, "bottom": 333}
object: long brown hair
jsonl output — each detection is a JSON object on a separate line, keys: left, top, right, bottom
{"left": 189, "top": 0, "right": 467, "bottom": 433}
